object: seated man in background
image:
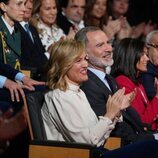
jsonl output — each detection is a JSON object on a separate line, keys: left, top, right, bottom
{"left": 57, "top": 0, "right": 85, "bottom": 35}
{"left": 16, "top": 0, "right": 48, "bottom": 81}
{"left": 140, "top": 30, "right": 158, "bottom": 100}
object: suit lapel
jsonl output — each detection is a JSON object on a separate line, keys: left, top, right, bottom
{"left": 88, "top": 70, "right": 113, "bottom": 95}
{"left": 0, "top": 17, "right": 21, "bottom": 56}
{"left": 16, "top": 22, "right": 38, "bottom": 48}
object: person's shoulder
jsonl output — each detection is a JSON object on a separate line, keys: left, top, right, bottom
{"left": 116, "top": 75, "right": 134, "bottom": 85}
{"left": 45, "top": 89, "right": 67, "bottom": 99}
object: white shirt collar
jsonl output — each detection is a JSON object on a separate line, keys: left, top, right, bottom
{"left": 20, "top": 21, "right": 28, "bottom": 28}
{"left": 88, "top": 67, "right": 106, "bottom": 81}
{"left": 88, "top": 67, "right": 111, "bottom": 91}
{"left": 61, "top": 11, "right": 85, "bottom": 29}
{"left": 67, "top": 82, "right": 80, "bottom": 92}
{"left": 1, "top": 16, "right": 14, "bottom": 34}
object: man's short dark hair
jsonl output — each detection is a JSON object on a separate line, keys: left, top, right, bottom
{"left": 58, "top": 0, "right": 69, "bottom": 8}
{"left": 75, "top": 26, "right": 101, "bottom": 45}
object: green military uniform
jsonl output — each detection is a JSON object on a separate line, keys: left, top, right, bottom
{"left": 0, "top": 16, "right": 21, "bottom": 69}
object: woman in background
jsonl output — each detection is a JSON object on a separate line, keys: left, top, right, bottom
{"left": 30, "top": 0, "right": 75, "bottom": 51}
{"left": 112, "top": 38, "right": 158, "bottom": 131}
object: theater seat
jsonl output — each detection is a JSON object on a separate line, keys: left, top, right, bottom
{"left": 24, "top": 90, "right": 121, "bottom": 158}
{"left": 24, "top": 91, "right": 99, "bottom": 158}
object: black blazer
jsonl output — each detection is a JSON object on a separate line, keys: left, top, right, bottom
{"left": 81, "top": 70, "right": 154, "bottom": 145}
{"left": 56, "top": 12, "right": 74, "bottom": 35}
{"left": 81, "top": 70, "right": 119, "bottom": 116}
{"left": 16, "top": 23, "right": 48, "bottom": 80}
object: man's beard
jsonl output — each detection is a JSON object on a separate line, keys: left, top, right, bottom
{"left": 88, "top": 55, "right": 114, "bottom": 68}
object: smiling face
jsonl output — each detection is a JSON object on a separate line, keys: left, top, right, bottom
{"left": 39, "top": 0, "right": 57, "bottom": 26}
{"left": 91, "top": 0, "right": 107, "bottom": 19}
{"left": 65, "top": 53, "right": 88, "bottom": 85}
{"left": 136, "top": 47, "right": 149, "bottom": 72}
{"left": 86, "top": 30, "right": 113, "bottom": 71}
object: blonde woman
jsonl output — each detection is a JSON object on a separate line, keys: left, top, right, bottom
{"left": 30, "top": 0, "right": 76, "bottom": 51}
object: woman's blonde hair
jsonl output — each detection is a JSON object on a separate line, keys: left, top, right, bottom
{"left": 29, "top": 0, "right": 58, "bottom": 33}
{"left": 47, "top": 39, "right": 85, "bottom": 91}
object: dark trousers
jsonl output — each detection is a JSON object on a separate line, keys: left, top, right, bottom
{"left": 98, "top": 140, "right": 158, "bottom": 158}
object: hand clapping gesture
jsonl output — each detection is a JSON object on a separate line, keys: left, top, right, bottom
{"left": 105, "top": 87, "right": 135, "bottom": 121}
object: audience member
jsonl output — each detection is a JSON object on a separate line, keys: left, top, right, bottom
{"left": 30, "top": 0, "right": 76, "bottom": 51}
{"left": 106, "top": 0, "right": 156, "bottom": 39}
{"left": 0, "top": 58, "right": 45, "bottom": 158}
{"left": 84, "top": 0, "right": 108, "bottom": 28}
{"left": 56, "top": 0, "right": 85, "bottom": 35}
{"left": 140, "top": 30, "right": 158, "bottom": 100}
{"left": 42, "top": 38, "right": 158, "bottom": 158}
{"left": 0, "top": 62, "right": 45, "bottom": 105}
{"left": 16, "top": 0, "right": 48, "bottom": 81}
{"left": 84, "top": 0, "right": 127, "bottom": 41}
{"left": 0, "top": 0, "right": 26, "bottom": 68}
{"left": 75, "top": 26, "right": 156, "bottom": 146}
{"left": 112, "top": 38, "right": 158, "bottom": 131}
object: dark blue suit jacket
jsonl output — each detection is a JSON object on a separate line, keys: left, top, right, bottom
{"left": 16, "top": 23, "right": 48, "bottom": 81}
{"left": 0, "top": 62, "right": 23, "bottom": 112}
{"left": 81, "top": 70, "right": 154, "bottom": 146}
{"left": 0, "top": 62, "right": 19, "bottom": 80}
{"left": 56, "top": 12, "right": 74, "bottom": 35}
{"left": 140, "top": 61, "right": 158, "bottom": 100}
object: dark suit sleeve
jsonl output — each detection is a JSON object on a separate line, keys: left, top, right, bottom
{"left": 141, "top": 73, "right": 156, "bottom": 100}
{"left": 0, "top": 62, "right": 19, "bottom": 80}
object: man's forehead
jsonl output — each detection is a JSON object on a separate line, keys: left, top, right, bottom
{"left": 87, "top": 31, "right": 108, "bottom": 42}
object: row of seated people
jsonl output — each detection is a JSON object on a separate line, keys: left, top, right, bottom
{"left": 2, "top": 27, "right": 157, "bottom": 157}
{"left": 41, "top": 31, "right": 158, "bottom": 157}
{"left": 0, "top": 0, "right": 158, "bottom": 157}
{"left": 31, "top": 0, "right": 157, "bottom": 50}
{"left": 0, "top": 27, "right": 156, "bottom": 157}
{"left": 0, "top": 0, "right": 157, "bottom": 83}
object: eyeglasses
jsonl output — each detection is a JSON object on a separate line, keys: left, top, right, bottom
{"left": 147, "top": 43, "right": 158, "bottom": 50}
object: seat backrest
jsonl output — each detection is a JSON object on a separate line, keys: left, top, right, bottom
{"left": 25, "top": 91, "right": 47, "bottom": 140}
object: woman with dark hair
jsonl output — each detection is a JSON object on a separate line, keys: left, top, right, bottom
{"left": 106, "top": 0, "right": 129, "bottom": 20}
{"left": 84, "top": 0, "right": 108, "bottom": 29}
{"left": 84, "top": 0, "right": 129, "bottom": 41}
{"left": 106, "top": 0, "right": 156, "bottom": 39}
{"left": 112, "top": 38, "right": 158, "bottom": 131}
